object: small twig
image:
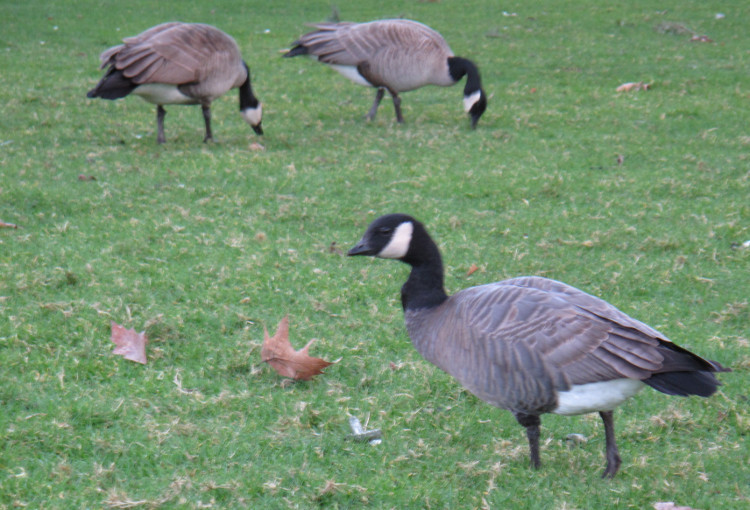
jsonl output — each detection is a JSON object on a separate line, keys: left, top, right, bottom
{"left": 347, "top": 415, "right": 382, "bottom": 444}
{"left": 0, "top": 221, "right": 19, "bottom": 229}
{"left": 173, "top": 370, "right": 199, "bottom": 395}
{"left": 566, "top": 433, "right": 588, "bottom": 447}
{"left": 348, "top": 416, "right": 364, "bottom": 434}
{"left": 348, "top": 429, "right": 383, "bottom": 443}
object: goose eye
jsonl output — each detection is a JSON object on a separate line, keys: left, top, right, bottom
{"left": 377, "top": 227, "right": 393, "bottom": 235}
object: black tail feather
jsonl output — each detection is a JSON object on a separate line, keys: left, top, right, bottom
{"left": 644, "top": 341, "right": 729, "bottom": 397}
{"left": 283, "top": 45, "right": 309, "bottom": 58}
{"left": 644, "top": 370, "right": 722, "bottom": 397}
{"left": 87, "top": 68, "right": 137, "bottom": 100}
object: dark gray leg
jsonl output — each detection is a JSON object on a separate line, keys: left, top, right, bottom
{"left": 599, "top": 410, "right": 621, "bottom": 479}
{"left": 366, "top": 88, "right": 385, "bottom": 121}
{"left": 390, "top": 91, "right": 403, "bottom": 123}
{"left": 156, "top": 105, "right": 167, "bottom": 144}
{"left": 202, "top": 105, "right": 213, "bottom": 142}
{"left": 514, "top": 413, "right": 542, "bottom": 469}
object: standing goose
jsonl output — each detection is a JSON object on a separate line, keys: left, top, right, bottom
{"left": 87, "top": 22, "right": 263, "bottom": 143}
{"left": 348, "top": 214, "right": 729, "bottom": 478}
{"left": 284, "top": 19, "right": 487, "bottom": 128}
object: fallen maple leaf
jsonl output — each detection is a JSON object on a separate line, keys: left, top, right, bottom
{"left": 261, "top": 315, "right": 332, "bottom": 380}
{"left": 111, "top": 321, "right": 148, "bottom": 364}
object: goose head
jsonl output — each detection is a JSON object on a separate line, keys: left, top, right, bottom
{"left": 348, "top": 213, "right": 449, "bottom": 311}
{"left": 241, "top": 103, "right": 264, "bottom": 135}
{"left": 239, "top": 62, "right": 264, "bottom": 135}
{"left": 464, "top": 88, "right": 487, "bottom": 129}
{"left": 348, "top": 214, "right": 418, "bottom": 260}
{"left": 448, "top": 56, "right": 487, "bottom": 128}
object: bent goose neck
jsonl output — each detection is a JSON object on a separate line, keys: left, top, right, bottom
{"left": 238, "top": 62, "right": 260, "bottom": 110}
{"left": 448, "top": 56, "right": 482, "bottom": 95}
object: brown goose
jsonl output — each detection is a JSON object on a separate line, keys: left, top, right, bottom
{"left": 87, "top": 22, "right": 263, "bottom": 143}
{"left": 284, "top": 19, "right": 487, "bottom": 128}
{"left": 348, "top": 213, "right": 729, "bottom": 478}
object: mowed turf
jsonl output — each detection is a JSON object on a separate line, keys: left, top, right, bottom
{"left": 0, "top": 0, "right": 748, "bottom": 508}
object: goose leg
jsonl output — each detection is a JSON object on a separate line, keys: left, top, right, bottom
{"left": 390, "top": 91, "right": 404, "bottom": 123}
{"left": 599, "top": 410, "right": 621, "bottom": 479}
{"left": 156, "top": 105, "right": 167, "bottom": 144}
{"left": 366, "top": 88, "right": 385, "bottom": 121}
{"left": 202, "top": 105, "right": 213, "bottom": 142}
{"left": 514, "top": 413, "right": 542, "bottom": 469}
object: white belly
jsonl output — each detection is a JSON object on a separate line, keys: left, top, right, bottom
{"left": 554, "top": 379, "right": 645, "bottom": 416}
{"left": 327, "top": 64, "right": 373, "bottom": 87}
{"left": 133, "top": 83, "right": 197, "bottom": 105}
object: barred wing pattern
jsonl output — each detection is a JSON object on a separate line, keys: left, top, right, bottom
{"left": 406, "top": 276, "right": 721, "bottom": 415}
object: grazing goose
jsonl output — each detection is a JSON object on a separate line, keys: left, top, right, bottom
{"left": 284, "top": 19, "right": 487, "bottom": 128}
{"left": 87, "top": 22, "right": 263, "bottom": 143}
{"left": 348, "top": 213, "right": 729, "bottom": 478}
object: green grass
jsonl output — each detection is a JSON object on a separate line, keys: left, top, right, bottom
{"left": 1, "top": 0, "right": 748, "bottom": 508}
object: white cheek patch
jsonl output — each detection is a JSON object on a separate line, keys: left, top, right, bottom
{"left": 241, "top": 103, "right": 262, "bottom": 126}
{"left": 463, "top": 90, "right": 482, "bottom": 112}
{"left": 378, "top": 222, "right": 414, "bottom": 259}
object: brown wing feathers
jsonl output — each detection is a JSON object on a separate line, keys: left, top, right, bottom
{"left": 450, "top": 279, "right": 724, "bottom": 395}
{"left": 95, "top": 23, "right": 240, "bottom": 88}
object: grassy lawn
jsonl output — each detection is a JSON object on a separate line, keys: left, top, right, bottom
{"left": 1, "top": 0, "right": 748, "bottom": 508}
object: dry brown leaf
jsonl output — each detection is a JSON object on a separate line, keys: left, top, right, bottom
{"left": 111, "top": 321, "right": 148, "bottom": 365}
{"left": 329, "top": 241, "right": 344, "bottom": 255}
{"left": 78, "top": 174, "right": 97, "bottom": 181}
{"left": 261, "top": 315, "right": 332, "bottom": 380}
{"left": 616, "top": 81, "right": 651, "bottom": 92}
{"left": 466, "top": 264, "right": 479, "bottom": 276}
{"left": 0, "top": 221, "right": 19, "bottom": 229}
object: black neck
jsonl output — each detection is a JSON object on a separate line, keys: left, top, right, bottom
{"left": 400, "top": 232, "right": 449, "bottom": 311}
{"left": 447, "top": 56, "right": 482, "bottom": 96}
{"left": 239, "top": 61, "right": 260, "bottom": 110}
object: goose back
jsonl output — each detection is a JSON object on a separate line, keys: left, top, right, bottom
{"left": 405, "top": 276, "right": 724, "bottom": 415}
{"left": 292, "top": 20, "right": 456, "bottom": 92}
{"left": 97, "top": 22, "right": 247, "bottom": 102}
